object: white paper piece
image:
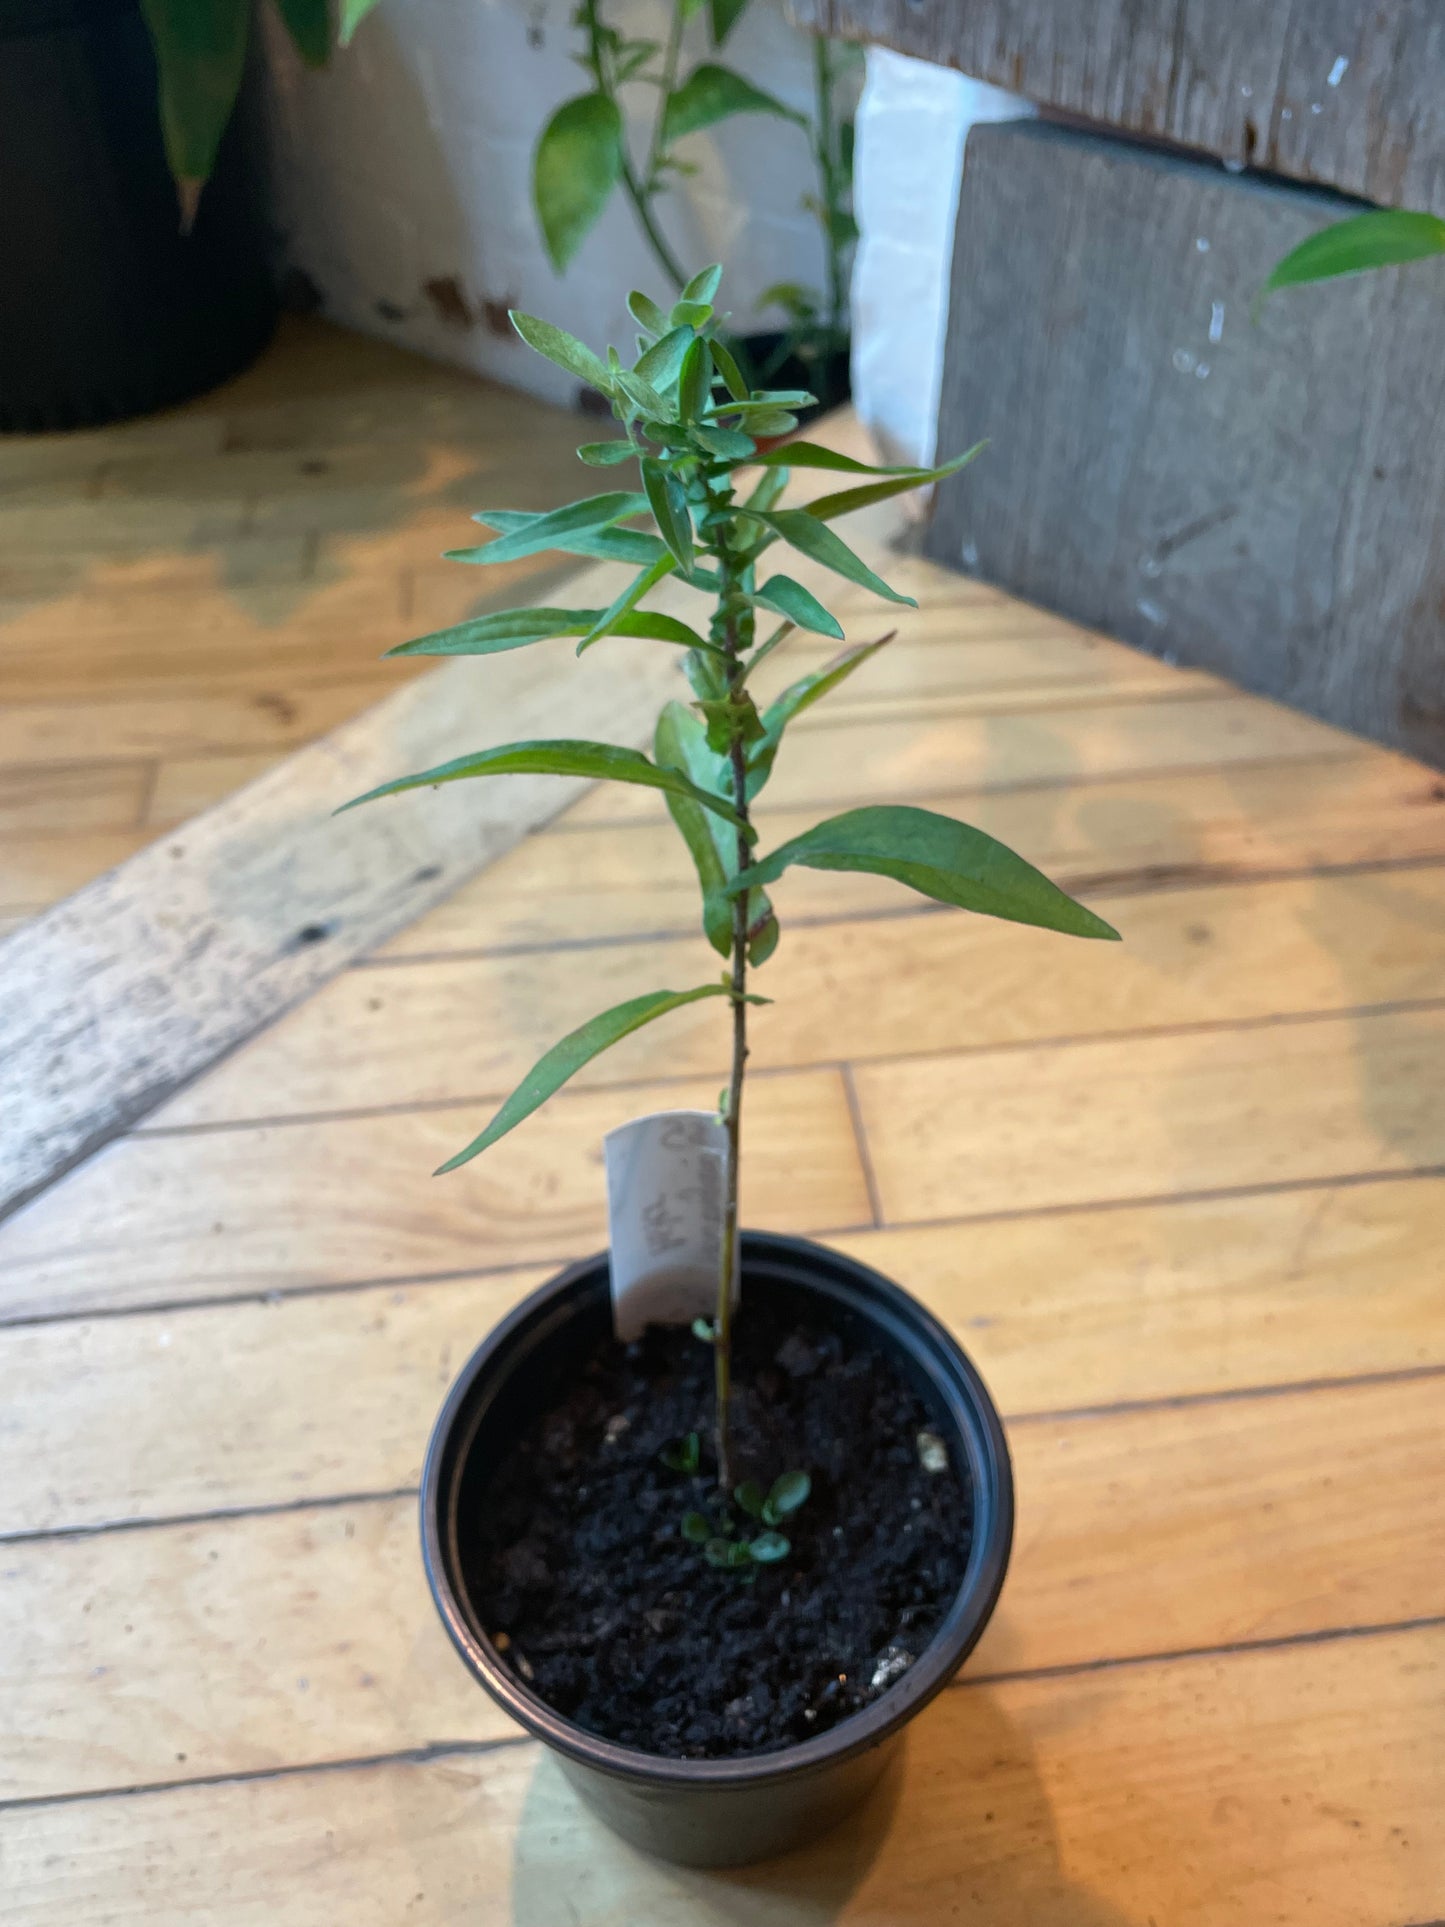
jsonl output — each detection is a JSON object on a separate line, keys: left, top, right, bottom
{"left": 604, "top": 1109, "right": 736, "bottom": 1340}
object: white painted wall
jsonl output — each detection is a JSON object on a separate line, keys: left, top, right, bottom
{"left": 260, "top": 0, "right": 835, "bottom": 408}
{"left": 851, "top": 49, "right": 1029, "bottom": 468}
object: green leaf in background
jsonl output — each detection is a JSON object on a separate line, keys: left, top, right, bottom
{"left": 465, "top": 492, "right": 648, "bottom": 566}
{"left": 655, "top": 703, "right": 776, "bottom": 962}
{"left": 385, "top": 604, "right": 708, "bottom": 659}
{"left": 661, "top": 64, "right": 799, "bottom": 146}
{"left": 744, "top": 509, "right": 917, "bottom": 607}
{"left": 509, "top": 311, "right": 614, "bottom": 394}
{"left": 728, "top": 805, "right": 1121, "bottom": 940}
{"left": 707, "top": 0, "right": 752, "bottom": 45}
{"left": 340, "top": 739, "right": 757, "bottom": 837}
{"left": 1263, "top": 209, "right": 1445, "bottom": 296}
{"left": 435, "top": 985, "right": 733, "bottom": 1171}
{"left": 804, "top": 444, "right": 986, "bottom": 524}
{"left": 642, "top": 459, "right": 695, "bottom": 572}
{"left": 747, "top": 634, "right": 892, "bottom": 794}
{"left": 533, "top": 92, "right": 624, "bottom": 270}
{"left": 275, "top": 0, "right": 331, "bottom": 66}
{"left": 577, "top": 440, "right": 637, "bottom": 467}
{"left": 335, "top": 0, "right": 383, "bottom": 47}
{"left": 752, "top": 572, "right": 844, "bottom": 639}
{"left": 138, "top": 0, "right": 251, "bottom": 197}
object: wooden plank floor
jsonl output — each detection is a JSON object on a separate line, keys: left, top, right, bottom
{"left": 2, "top": 382, "right": 1444, "bottom": 1920}
{"left": 0, "top": 315, "right": 589, "bottom": 939}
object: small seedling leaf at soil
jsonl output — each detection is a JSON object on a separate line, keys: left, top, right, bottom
{"left": 681, "top": 1511, "right": 712, "bottom": 1544}
{"left": 705, "top": 1536, "right": 753, "bottom": 1570}
{"left": 691, "top": 1317, "right": 716, "bottom": 1344}
{"left": 734, "top": 1479, "right": 765, "bottom": 1519}
{"left": 763, "top": 1469, "right": 811, "bottom": 1524}
{"left": 661, "top": 1431, "right": 701, "bottom": 1474}
{"left": 748, "top": 1530, "right": 791, "bottom": 1563}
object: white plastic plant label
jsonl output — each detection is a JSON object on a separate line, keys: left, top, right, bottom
{"left": 604, "top": 1109, "right": 737, "bottom": 1340}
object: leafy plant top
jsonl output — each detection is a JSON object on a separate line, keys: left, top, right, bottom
{"left": 347, "top": 265, "right": 1119, "bottom": 1489}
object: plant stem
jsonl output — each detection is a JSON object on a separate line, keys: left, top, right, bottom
{"left": 812, "top": 33, "right": 847, "bottom": 347}
{"left": 582, "top": 0, "right": 688, "bottom": 294}
{"left": 713, "top": 553, "right": 753, "bottom": 1493}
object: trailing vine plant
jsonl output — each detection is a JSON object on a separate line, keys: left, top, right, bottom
{"left": 534, "top": 2, "right": 858, "bottom": 374}
{"left": 344, "top": 267, "right": 1119, "bottom": 1513}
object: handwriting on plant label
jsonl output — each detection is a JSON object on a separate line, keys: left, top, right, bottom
{"left": 604, "top": 1109, "right": 736, "bottom": 1340}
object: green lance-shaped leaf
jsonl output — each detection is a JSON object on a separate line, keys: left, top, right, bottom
{"left": 614, "top": 367, "right": 675, "bottom": 423}
{"left": 336, "top": 0, "right": 382, "bottom": 45}
{"left": 1262, "top": 209, "right": 1445, "bottom": 297}
{"left": 727, "top": 805, "right": 1121, "bottom": 941}
{"left": 680, "top": 263, "right": 724, "bottom": 305}
{"left": 752, "top": 441, "right": 961, "bottom": 477}
{"left": 533, "top": 93, "right": 624, "bottom": 271}
{"left": 275, "top": 0, "right": 331, "bottom": 66}
{"left": 627, "top": 290, "right": 672, "bottom": 338}
{"left": 678, "top": 338, "right": 713, "bottom": 422}
{"left": 743, "top": 509, "right": 916, "bottom": 608}
{"left": 434, "top": 986, "right": 732, "bottom": 1171}
{"left": 139, "top": 0, "right": 251, "bottom": 193}
{"left": 642, "top": 459, "right": 695, "bottom": 573}
{"left": 385, "top": 604, "right": 710, "bottom": 660}
{"left": 710, "top": 337, "right": 750, "bottom": 402}
{"left": 706, "top": 0, "right": 751, "bottom": 46}
{"left": 803, "top": 444, "right": 986, "bottom": 524}
{"left": 453, "top": 507, "right": 663, "bottom": 570}
{"left": 576, "top": 552, "right": 678, "bottom": 653}
{"left": 747, "top": 633, "right": 892, "bottom": 796}
{"left": 752, "top": 572, "right": 844, "bottom": 640}
{"left": 509, "top": 311, "right": 613, "bottom": 396}
{"left": 655, "top": 702, "right": 777, "bottom": 963}
{"left": 635, "top": 326, "right": 697, "bottom": 395}
{"left": 577, "top": 439, "right": 637, "bottom": 467}
{"left": 340, "top": 739, "right": 757, "bottom": 839}
{"left": 462, "top": 493, "right": 648, "bottom": 567}
{"left": 661, "top": 64, "right": 800, "bottom": 146}
{"left": 691, "top": 423, "right": 755, "bottom": 461}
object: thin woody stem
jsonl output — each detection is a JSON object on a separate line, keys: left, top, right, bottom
{"left": 713, "top": 546, "right": 752, "bottom": 1493}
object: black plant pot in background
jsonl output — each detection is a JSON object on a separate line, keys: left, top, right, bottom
{"left": 732, "top": 329, "right": 852, "bottom": 430}
{"left": 422, "top": 1231, "right": 1013, "bottom": 1869}
{"left": 0, "top": 0, "right": 277, "bottom": 432}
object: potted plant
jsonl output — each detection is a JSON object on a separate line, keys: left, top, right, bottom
{"left": 533, "top": 0, "right": 857, "bottom": 422}
{"left": 345, "top": 267, "right": 1119, "bottom": 1866}
{"left": 0, "top": 0, "right": 375, "bottom": 430}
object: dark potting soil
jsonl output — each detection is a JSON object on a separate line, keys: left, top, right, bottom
{"left": 466, "top": 1284, "right": 971, "bottom": 1759}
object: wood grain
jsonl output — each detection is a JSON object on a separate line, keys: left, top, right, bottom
{"left": 5, "top": 1174, "right": 1442, "bottom": 1534}
{"left": 930, "top": 119, "right": 1445, "bottom": 767}
{"left": 0, "top": 1069, "right": 868, "bottom": 1321}
{"left": 156, "top": 861, "right": 1445, "bottom": 1127}
{"left": 382, "top": 752, "right": 1445, "bottom": 956}
{"left": 790, "top": 0, "right": 1445, "bottom": 217}
{"left": 4, "top": 1372, "right": 1440, "bottom": 1801}
{"left": 4, "top": 1626, "right": 1441, "bottom": 1922}
{"left": 855, "top": 1005, "right": 1445, "bottom": 1223}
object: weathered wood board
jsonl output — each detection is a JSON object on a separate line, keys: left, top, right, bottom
{"left": 790, "top": 0, "right": 1445, "bottom": 216}
{"left": 927, "top": 119, "right": 1445, "bottom": 769}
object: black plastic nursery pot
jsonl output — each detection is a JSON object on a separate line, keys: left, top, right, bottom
{"left": 731, "top": 329, "right": 851, "bottom": 428}
{"left": 422, "top": 1230, "right": 1013, "bottom": 1868}
{"left": 0, "top": 0, "right": 277, "bottom": 432}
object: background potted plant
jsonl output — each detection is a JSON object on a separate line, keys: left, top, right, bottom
{"left": 345, "top": 266, "right": 1120, "bottom": 1865}
{"left": 0, "top": 0, "right": 377, "bottom": 430}
{"left": 534, "top": 0, "right": 858, "bottom": 419}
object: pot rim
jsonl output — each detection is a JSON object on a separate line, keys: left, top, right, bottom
{"left": 421, "top": 1229, "right": 1013, "bottom": 1789}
